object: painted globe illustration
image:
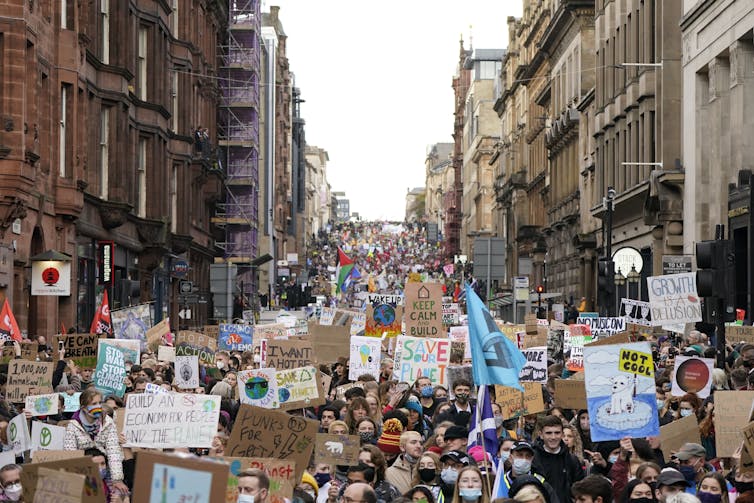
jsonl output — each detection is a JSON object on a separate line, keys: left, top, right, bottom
{"left": 374, "top": 304, "right": 395, "bottom": 326}
{"left": 245, "top": 376, "right": 270, "bottom": 400}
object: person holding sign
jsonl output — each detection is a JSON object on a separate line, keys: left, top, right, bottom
{"left": 62, "top": 388, "right": 128, "bottom": 497}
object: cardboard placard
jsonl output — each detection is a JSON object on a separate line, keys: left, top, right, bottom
{"left": 525, "top": 313, "right": 539, "bottom": 334}
{"left": 25, "top": 393, "right": 59, "bottom": 417}
{"left": 392, "top": 336, "right": 451, "bottom": 385}
{"left": 6, "top": 360, "right": 54, "bottom": 403}
{"left": 34, "top": 467, "right": 86, "bottom": 503}
{"left": 310, "top": 322, "right": 352, "bottom": 361}
{"left": 743, "top": 422, "right": 754, "bottom": 464}
{"left": 554, "top": 378, "right": 587, "bottom": 409}
{"left": 146, "top": 318, "right": 171, "bottom": 353}
{"left": 404, "top": 282, "right": 444, "bottom": 337}
{"left": 203, "top": 325, "right": 220, "bottom": 338}
{"left": 494, "top": 383, "right": 545, "bottom": 418}
{"left": 21, "top": 456, "right": 104, "bottom": 503}
{"left": 586, "top": 331, "right": 633, "bottom": 346}
{"left": 52, "top": 333, "right": 101, "bottom": 369}
{"left": 217, "top": 456, "right": 296, "bottom": 503}
{"left": 264, "top": 339, "right": 314, "bottom": 369}
{"left": 175, "top": 330, "right": 218, "bottom": 366}
{"left": 659, "top": 413, "right": 700, "bottom": 462}
{"left": 364, "top": 305, "right": 404, "bottom": 337}
{"left": 227, "top": 405, "right": 318, "bottom": 482}
{"left": 31, "top": 449, "right": 84, "bottom": 463}
{"left": 94, "top": 340, "right": 127, "bottom": 397}
{"left": 715, "top": 391, "right": 754, "bottom": 457}
{"left": 314, "top": 434, "right": 360, "bottom": 466}
{"left": 254, "top": 323, "right": 289, "bottom": 339}
{"left": 335, "top": 381, "right": 364, "bottom": 401}
{"left": 276, "top": 366, "right": 325, "bottom": 410}
{"left": 238, "top": 368, "right": 279, "bottom": 408}
{"left": 1, "top": 342, "right": 38, "bottom": 363}
{"left": 132, "top": 451, "right": 228, "bottom": 503}
{"left": 727, "top": 325, "right": 754, "bottom": 345}
{"left": 157, "top": 345, "right": 175, "bottom": 362}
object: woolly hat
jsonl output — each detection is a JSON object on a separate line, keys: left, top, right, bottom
{"left": 405, "top": 397, "right": 423, "bottom": 415}
{"left": 376, "top": 418, "right": 403, "bottom": 455}
{"left": 300, "top": 472, "right": 319, "bottom": 497}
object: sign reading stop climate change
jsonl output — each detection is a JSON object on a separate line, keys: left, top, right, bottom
{"left": 392, "top": 336, "right": 450, "bottom": 385}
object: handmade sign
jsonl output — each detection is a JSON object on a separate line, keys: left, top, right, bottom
{"left": 24, "top": 393, "right": 59, "bottom": 417}
{"left": 659, "top": 413, "right": 701, "bottom": 462}
{"left": 646, "top": 273, "right": 702, "bottom": 325}
{"left": 743, "top": 422, "right": 754, "bottom": 465}
{"left": 586, "top": 332, "right": 633, "bottom": 347}
{"left": 227, "top": 405, "right": 318, "bottom": 481}
{"left": 392, "top": 336, "right": 450, "bottom": 385}
{"left": 519, "top": 347, "right": 548, "bottom": 383}
{"left": 583, "top": 342, "right": 659, "bottom": 441}
{"left": 219, "top": 456, "right": 296, "bottom": 503}
{"left": 31, "top": 449, "right": 84, "bottom": 463}
{"left": 238, "top": 368, "right": 279, "bottom": 408}
{"left": 449, "top": 326, "right": 471, "bottom": 359}
{"left": 52, "top": 333, "right": 100, "bottom": 369}
{"left": 264, "top": 339, "right": 314, "bottom": 369}
{"left": 276, "top": 366, "right": 324, "bottom": 410}
{"left": 132, "top": 451, "right": 228, "bottom": 503}
{"left": 314, "top": 434, "right": 360, "bottom": 466}
{"left": 715, "top": 391, "right": 754, "bottom": 457}
{"left": 111, "top": 303, "right": 152, "bottom": 351}
{"left": 59, "top": 391, "right": 81, "bottom": 412}
{"left": 122, "top": 392, "right": 221, "bottom": 448}
{"left": 157, "top": 345, "right": 175, "bottom": 362}
{"left": 20, "top": 456, "right": 103, "bottom": 503}
{"left": 442, "top": 303, "right": 461, "bottom": 326}
{"left": 219, "top": 323, "right": 253, "bottom": 352}
{"left": 365, "top": 305, "right": 404, "bottom": 337}
{"left": 309, "top": 322, "right": 352, "bottom": 361}
{"left": 145, "top": 382, "right": 168, "bottom": 394}
{"left": 494, "top": 383, "right": 545, "bottom": 418}
{"left": 255, "top": 323, "right": 289, "bottom": 339}
{"left": 620, "top": 299, "right": 652, "bottom": 326}
{"left": 726, "top": 325, "right": 754, "bottom": 345}
{"left": 671, "top": 355, "right": 713, "bottom": 399}
{"left": 99, "top": 338, "right": 140, "bottom": 366}
{"left": 8, "top": 412, "right": 30, "bottom": 454}
{"left": 547, "top": 324, "right": 565, "bottom": 366}
{"left": 94, "top": 340, "right": 127, "bottom": 397}
{"left": 576, "top": 317, "right": 626, "bottom": 339}
{"left": 30, "top": 421, "right": 66, "bottom": 451}
{"left": 174, "top": 355, "right": 200, "bottom": 389}
{"left": 350, "top": 312, "right": 366, "bottom": 335}
{"left": 175, "top": 330, "right": 218, "bottom": 366}
{"left": 566, "top": 325, "right": 592, "bottom": 372}
{"left": 349, "top": 336, "right": 381, "bottom": 380}
{"left": 6, "top": 360, "right": 53, "bottom": 403}
{"left": 145, "top": 317, "right": 171, "bottom": 352}
{"left": 33, "top": 467, "right": 85, "bottom": 503}
{"left": 319, "top": 307, "right": 336, "bottom": 325}
{"left": 367, "top": 293, "right": 403, "bottom": 306}
{"left": 335, "top": 382, "right": 364, "bottom": 401}
{"left": 554, "top": 377, "right": 587, "bottom": 409}
{"left": 404, "top": 283, "right": 444, "bottom": 337}
{"left": 1, "top": 342, "right": 38, "bottom": 363}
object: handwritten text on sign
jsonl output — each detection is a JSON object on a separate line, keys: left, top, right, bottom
{"left": 646, "top": 273, "right": 702, "bottom": 325}
{"left": 6, "top": 360, "right": 53, "bottom": 403}
{"left": 618, "top": 348, "right": 654, "bottom": 377}
{"left": 123, "top": 393, "right": 220, "bottom": 448}
{"left": 392, "top": 336, "right": 450, "bottom": 384}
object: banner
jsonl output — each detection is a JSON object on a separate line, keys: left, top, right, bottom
{"left": 583, "top": 342, "right": 659, "bottom": 441}
{"left": 25, "top": 394, "right": 59, "bottom": 417}
{"left": 6, "top": 360, "right": 53, "bottom": 403}
{"left": 404, "top": 283, "right": 444, "bottom": 337}
{"left": 519, "top": 347, "right": 548, "bottom": 383}
{"left": 94, "top": 340, "right": 127, "bottom": 397}
{"left": 238, "top": 368, "right": 279, "bottom": 408}
{"left": 671, "top": 355, "right": 713, "bottom": 399}
{"left": 122, "top": 393, "right": 221, "bottom": 448}
{"left": 219, "top": 323, "right": 253, "bottom": 352}
{"left": 576, "top": 317, "right": 626, "bottom": 339}
{"left": 646, "top": 273, "right": 702, "bottom": 325}
{"left": 314, "top": 434, "right": 360, "bottom": 466}
{"left": 276, "top": 366, "right": 324, "bottom": 410}
{"left": 111, "top": 303, "right": 152, "bottom": 351}
{"left": 392, "top": 336, "right": 451, "bottom": 385}
{"left": 174, "top": 355, "right": 200, "bottom": 389}
{"left": 30, "top": 421, "right": 66, "bottom": 451}
{"left": 348, "top": 336, "right": 381, "bottom": 380}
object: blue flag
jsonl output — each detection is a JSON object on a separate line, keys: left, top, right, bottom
{"left": 466, "top": 283, "right": 527, "bottom": 389}
{"left": 468, "top": 385, "right": 499, "bottom": 462}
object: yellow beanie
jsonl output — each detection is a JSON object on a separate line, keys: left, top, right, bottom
{"left": 301, "top": 471, "right": 319, "bottom": 497}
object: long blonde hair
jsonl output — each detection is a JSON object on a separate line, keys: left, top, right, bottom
{"left": 513, "top": 485, "right": 547, "bottom": 503}
{"left": 563, "top": 423, "right": 584, "bottom": 463}
{"left": 450, "top": 466, "right": 491, "bottom": 503}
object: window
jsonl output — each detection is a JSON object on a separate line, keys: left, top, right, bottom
{"left": 137, "top": 138, "right": 147, "bottom": 217}
{"left": 100, "top": 107, "right": 109, "bottom": 198}
{"left": 59, "top": 84, "right": 70, "bottom": 177}
{"left": 137, "top": 27, "right": 147, "bottom": 100}
{"left": 170, "top": 164, "right": 177, "bottom": 233}
{"left": 171, "top": 0, "right": 179, "bottom": 37}
{"left": 61, "top": 0, "right": 71, "bottom": 30}
{"left": 170, "top": 70, "right": 178, "bottom": 132}
{"left": 100, "top": 0, "right": 109, "bottom": 64}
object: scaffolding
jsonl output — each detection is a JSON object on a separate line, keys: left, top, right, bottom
{"left": 213, "top": 0, "right": 261, "bottom": 304}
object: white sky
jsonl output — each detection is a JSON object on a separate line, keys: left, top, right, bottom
{"left": 265, "top": 1, "right": 523, "bottom": 221}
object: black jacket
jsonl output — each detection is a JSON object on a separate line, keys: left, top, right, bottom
{"left": 532, "top": 438, "right": 585, "bottom": 498}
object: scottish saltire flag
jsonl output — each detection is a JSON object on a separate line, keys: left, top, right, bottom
{"left": 468, "top": 385, "right": 499, "bottom": 461}
{"left": 466, "top": 283, "right": 527, "bottom": 389}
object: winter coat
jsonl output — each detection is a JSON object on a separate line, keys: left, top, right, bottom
{"left": 532, "top": 438, "right": 585, "bottom": 499}
{"left": 63, "top": 410, "right": 124, "bottom": 482}
{"left": 385, "top": 454, "right": 414, "bottom": 495}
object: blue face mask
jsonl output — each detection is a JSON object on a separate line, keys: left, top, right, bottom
{"left": 421, "top": 385, "right": 433, "bottom": 398}
{"left": 680, "top": 409, "right": 693, "bottom": 417}
{"left": 657, "top": 399, "right": 665, "bottom": 409}
{"left": 459, "top": 488, "right": 483, "bottom": 501}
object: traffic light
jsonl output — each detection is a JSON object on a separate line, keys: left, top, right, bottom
{"left": 536, "top": 285, "right": 544, "bottom": 294}
{"left": 696, "top": 239, "right": 735, "bottom": 322}
{"left": 597, "top": 258, "right": 615, "bottom": 314}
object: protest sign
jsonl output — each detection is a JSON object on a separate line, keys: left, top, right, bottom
{"left": 576, "top": 317, "right": 626, "bottom": 339}
{"left": 174, "top": 355, "right": 200, "bottom": 389}
{"left": 1, "top": 342, "right": 38, "bottom": 363}
{"left": 30, "top": 421, "right": 65, "bottom": 451}
{"left": 31, "top": 450, "right": 83, "bottom": 463}
{"left": 100, "top": 338, "right": 140, "bottom": 366}
{"left": 547, "top": 324, "right": 565, "bottom": 365}
{"left": 442, "top": 303, "right": 461, "bottom": 326}
{"left": 351, "top": 311, "right": 366, "bottom": 335}
{"left": 122, "top": 392, "right": 221, "bottom": 448}
{"left": 6, "top": 360, "right": 53, "bottom": 403}
{"left": 157, "top": 345, "right": 175, "bottom": 362}
{"left": 21, "top": 456, "right": 103, "bottom": 503}
{"left": 349, "top": 336, "right": 381, "bottom": 380}
{"left": 494, "top": 383, "right": 545, "bottom": 418}
{"left": 319, "top": 306, "right": 336, "bottom": 325}
{"left": 133, "top": 451, "right": 228, "bottom": 503}
{"left": 662, "top": 416, "right": 697, "bottom": 460}
{"left": 111, "top": 303, "right": 152, "bottom": 351}
{"left": 621, "top": 299, "right": 652, "bottom": 326}
{"left": 175, "top": 330, "right": 218, "bottom": 366}
{"left": 59, "top": 391, "right": 81, "bottom": 412}
{"left": 219, "top": 323, "right": 253, "bottom": 352}
{"left": 314, "top": 434, "right": 360, "bottom": 466}
{"left": 365, "top": 304, "right": 403, "bottom": 337}
{"left": 218, "top": 457, "right": 296, "bottom": 503}
{"left": 566, "top": 324, "right": 592, "bottom": 372}
{"left": 392, "top": 336, "right": 450, "bottom": 385}
{"left": 554, "top": 378, "right": 587, "bottom": 409}
{"left": 335, "top": 382, "right": 364, "bottom": 401}
{"left": 646, "top": 273, "right": 702, "bottom": 325}
{"left": 309, "top": 322, "right": 351, "bottom": 361}
{"left": 24, "top": 394, "right": 59, "bottom": 417}
{"left": 276, "top": 366, "right": 324, "bottom": 410}
{"left": 52, "top": 333, "right": 100, "bottom": 369}
{"left": 726, "top": 325, "right": 754, "bottom": 345}
{"left": 238, "top": 368, "right": 279, "bottom": 408}
{"left": 367, "top": 293, "right": 403, "bottom": 306}
{"left": 586, "top": 332, "right": 633, "bottom": 347}
{"left": 671, "top": 355, "right": 713, "bottom": 399}
{"left": 518, "top": 328, "right": 548, "bottom": 349}
{"left": 33, "top": 467, "right": 85, "bottom": 503}
{"left": 715, "top": 391, "right": 754, "bottom": 457}
{"left": 743, "top": 422, "right": 754, "bottom": 464}
{"left": 146, "top": 317, "right": 171, "bottom": 352}
{"left": 94, "top": 340, "right": 127, "bottom": 397}
{"left": 255, "top": 323, "right": 289, "bottom": 339}
{"left": 449, "top": 326, "right": 471, "bottom": 360}
{"left": 227, "top": 405, "right": 318, "bottom": 481}
{"left": 264, "top": 339, "right": 314, "bottom": 369}
{"left": 519, "top": 347, "right": 548, "bottom": 383}
{"left": 583, "top": 342, "right": 659, "bottom": 441}
{"left": 8, "top": 412, "right": 30, "bottom": 454}
{"left": 145, "top": 382, "right": 168, "bottom": 395}
{"left": 404, "top": 283, "right": 444, "bottom": 337}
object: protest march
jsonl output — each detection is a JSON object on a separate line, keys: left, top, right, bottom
{"left": 0, "top": 220, "right": 752, "bottom": 503}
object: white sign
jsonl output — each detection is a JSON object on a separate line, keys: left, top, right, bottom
{"left": 576, "top": 317, "right": 627, "bottom": 339}
{"left": 25, "top": 393, "right": 60, "bottom": 417}
{"left": 442, "top": 303, "right": 461, "bottom": 325}
{"left": 123, "top": 393, "right": 221, "bottom": 448}
{"left": 319, "top": 307, "right": 335, "bottom": 325}
{"left": 145, "top": 382, "right": 168, "bottom": 394}
{"left": 449, "top": 326, "right": 471, "bottom": 359}
{"left": 350, "top": 312, "right": 366, "bottom": 335}
{"left": 8, "top": 412, "right": 30, "bottom": 454}
{"left": 647, "top": 273, "right": 702, "bottom": 325}
{"left": 30, "top": 421, "right": 65, "bottom": 452}
{"left": 174, "top": 355, "right": 199, "bottom": 389}
{"left": 366, "top": 294, "right": 403, "bottom": 306}
{"left": 621, "top": 298, "right": 652, "bottom": 326}
{"left": 519, "top": 347, "right": 548, "bottom": 383}
{"left": 671, "top": 355, "right": 714, "bottom": 399}
{"left": 238, "top": 368, "right": 279, "bottom": 408}
{"left": 30, "top": 261, "right": 71, "bottom": 296}
{"left": 349, "top": 336, "right": 381, "bottom": 380}
{"left": 158, "top": 345, "right": 176, "bottom": 362}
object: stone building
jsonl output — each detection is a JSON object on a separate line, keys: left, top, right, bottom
{"left": 405, "top": 188, "right": 426, "bottom": 222}
{"left": 0, "top": 0, "right": 227, "bottom": 334}
{"left": 424, "top": 143, "right": 454, "bottom": 236}
{"left": 681, "top": 0, "right": 754, "bottom": 315}
{"left": 304, "top": 146, "right": 332, "bottom": 241}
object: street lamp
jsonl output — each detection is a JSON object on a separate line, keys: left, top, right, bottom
{"left": 627, "top": 264, "right": 641, "bottom": 300}
{"left": 614, "top": 267, "right": 626, "bottom": 316}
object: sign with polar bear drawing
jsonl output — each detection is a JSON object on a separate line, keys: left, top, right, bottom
{"left": 583, "top": 342, "right": 659, "bottom": 441}
{"left": 314, "top": 433, "right": 360, "bottom": 466}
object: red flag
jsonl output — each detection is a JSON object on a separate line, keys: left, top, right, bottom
{"left": 90, "top": 290, "right": 112, "bottom": 336}
{"left": 0, "top": 299, "right": 22, "bottom": 342}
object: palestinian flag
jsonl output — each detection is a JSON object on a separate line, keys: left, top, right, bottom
{"left": 90, "top": 290, "right": 112, "bottom": 336}
{"left": 0, "top": 299, "right": 22, "bottom": 342}
{"left": 336, "top": 247, "right": 359, "bottom": 293}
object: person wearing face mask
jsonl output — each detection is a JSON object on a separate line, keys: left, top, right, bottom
{"left": 498, "top": 438, "right": 516, "bottom": 471}
{"left": 63, "top": 388, "right": 129, "bottom": 497}
{"left": 237, "top": 469, "right": 269, "bottom": 503}
{"left": 299, "top": 472, "right": 319, "bottom": 501}
{"left": 410, "top": 452, "right": 446, "bottom": 503}
{"left": 356, "top": 417, "right": 378, "bottom": 445}
{"left": 696, "top": 473, "right": 729, "bottom": 503}
{"left": 451, "top": 466, "right": 490, "bottom": 503}
{"left": 416, "top": 377, "right": 438, "bottom": 417}
{"left": 675, "top": 394, "right": 701, "bottom": 421}
{"left": 674, "top": 443, "right": 712, "bottom": 492}
{"left": 0, "top": 464, "right": 22, "bottom": 502}
{"left": 609, "top": 437, "right": 663, "bottom": 501}
{"left": 620, "top": 478, "right": 658, "bottom": 503}
{"left": 491, "top": 441, "right": 559, "bottom": 503}
{"left": 731, "top": 468, "right": 754, "bottom": 499}
{"left": 447, "top": 380, "right": 473, "bottom": 428}
{"left": 440, "top": 450, "right": 473, "bottom": 497}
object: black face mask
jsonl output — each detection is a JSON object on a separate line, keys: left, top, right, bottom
{"left": 419, "top": 468, "right": 436, "bottom": 483}
{"left": 735, "top": 481, "right": 754, "bottom": 494}
{"left": 629, "top": 498, "right": 653, "bottom": 503}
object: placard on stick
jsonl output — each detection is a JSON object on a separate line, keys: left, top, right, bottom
{"left": 314, "top": 434, "right": 360, "bottom": 466}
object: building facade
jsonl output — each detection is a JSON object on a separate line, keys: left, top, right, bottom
{"left": 424, "top": 143, "right": 454, "bottom": 236}
{"left": 304, "top": 146, "right": 332, "bottom": 241}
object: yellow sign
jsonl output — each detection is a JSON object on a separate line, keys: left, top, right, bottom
{"left": 618, "top": 348, "right": 654, "bottom": 377}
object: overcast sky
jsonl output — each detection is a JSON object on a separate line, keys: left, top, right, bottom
{"left": 265, "top": 1, "right": 523, "bottom": 221}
